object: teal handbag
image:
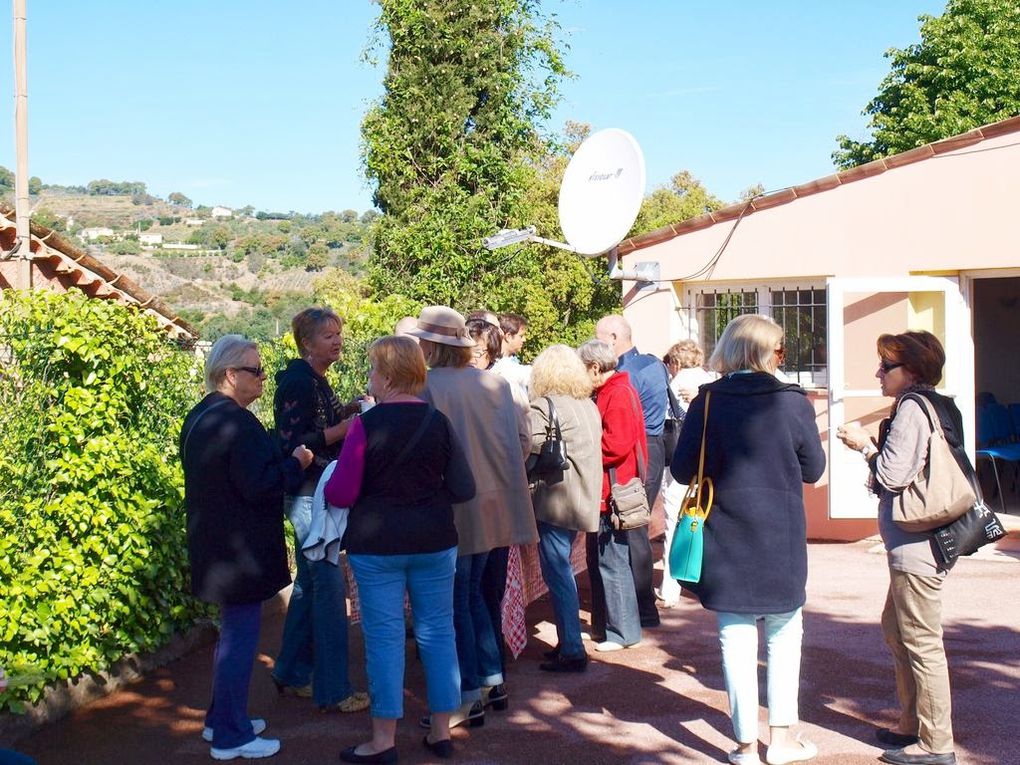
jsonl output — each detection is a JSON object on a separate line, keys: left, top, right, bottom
{"left": 669, "top": 391, "right": 714, "bottom": 584}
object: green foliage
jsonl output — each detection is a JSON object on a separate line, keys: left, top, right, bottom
{"left": 361, "top": 2, "right": 621, "bottom": 356}
{"left": 87, "top": 179, "right": 147, "bottom": 196}
{"left": 31, "top": 208, "right": 64, "bottom": 232}
{"left": 167, "top": 191, "right": 192, "bottom": 208}
{"left": 834, "top": 0, "right": 1020, "bottom": 168}
{"left": 108, "top": 238, "right": 142, "bottom": 255}
{"left": 0, "top": 290, "right": 208, "bottom": 712}
{"left": 628, "top": 171, "right": 725, "bottom": 236}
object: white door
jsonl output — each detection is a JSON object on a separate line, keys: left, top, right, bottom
{"left": 826, "top": 276, "right": 974, "bottom": 519}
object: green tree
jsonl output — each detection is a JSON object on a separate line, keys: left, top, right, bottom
{"left": 362, "top": 0, "right": 567, "bottom": 302}
{"left": 168, "top": 191, "right": 192, "bottom": 208}
{"left": 306, "top": 242, "right": 330, "bottom": 271}
{"left": 834, "top": 0, "right": 1020, "bottom": 168}
{"left": 28, "top": 176, "right": 42, "bottom": 195}
{"left": 628, "top": 170, "right": 724, "bottom": 236}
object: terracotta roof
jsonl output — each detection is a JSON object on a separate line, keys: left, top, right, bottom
{"left": 617, "top": 114, "right": 1020, "bottom": 256}
{"left": 0, "top": 204, "right": 198, "bottom": 339}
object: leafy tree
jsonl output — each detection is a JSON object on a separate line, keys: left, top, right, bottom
{"left": 31, "top": 208, "right": 63, "bottom": 232}
{"left": 360, "top": 1, "right": 623, "bottom": 354}
{"left": 628, "top": 170, "right": 724, "bottom": 236}
{"left": 834, "top": 0, "right": 1020, "bottom": 168}
{"left": 739, "top": 183, "right": 766, "bottom": 201}
{"left": 28, "top": 176, "right": 42, "bottom": 195}
{"left": 168, "top": 191, "right": 192, "bottom": 208}
{"left": 0, "top": 165, "right": 13, "bottom": 191}
{"left": 306, "top": 242, "right": 330, "bottom": 271}
{"left": 341, "top": 209, "right": 358, "bottom": 223}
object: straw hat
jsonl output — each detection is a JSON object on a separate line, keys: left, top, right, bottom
{"left": 406, "top": 306, "right": 475, "bottom": 347}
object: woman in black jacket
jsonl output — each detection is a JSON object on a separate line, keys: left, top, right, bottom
{"left": 181, "top": 334, "right": 312, "bottom": 761}
{"left": 671, "top": 315, "right": 825, "bottom": 765}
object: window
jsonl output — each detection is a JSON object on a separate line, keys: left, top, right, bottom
{"left": 678, "top": 282, "right": 828, "bottom": 387}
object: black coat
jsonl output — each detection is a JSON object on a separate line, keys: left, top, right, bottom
{"left": 670, "top": 372, "right": 826, "bottom": 614}
{"left": 180, "top": 392, "right": 305, "bottom": 604}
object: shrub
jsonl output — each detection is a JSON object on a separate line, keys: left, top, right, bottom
{"left": 0, "top": 290, "right": 209, "bottom": 712}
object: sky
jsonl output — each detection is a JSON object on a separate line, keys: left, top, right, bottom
{"left": 0, "top": 1, "right": 947, "bottom": 216}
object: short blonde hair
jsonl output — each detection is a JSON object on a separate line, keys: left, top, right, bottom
{"left": 530, "top": 345, "right": 593, "bottom": 399}
{"left": 292, "top": 307, "right": 343, "bottom": 356}
{"left": 709, "top": 314, "right": 784, "bottom": 374}
{"left": 421, "top": 338, "right": 472, "bottom": 369}
{"left": 205, "top": 334, "right": 257, "bottom": 391}
{"left": 369, "top": 336, "right": 426, "bottom": 395}
{"left": 664, "top": 339, "right": 704, "bottom": 370}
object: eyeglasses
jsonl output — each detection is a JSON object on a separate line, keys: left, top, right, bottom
{"left": 879, "top": 361, "right": 903, "bottom": 374}
{"left": 471, "top": 347, "right": 488, "bottom": 359}
{"left": 233, "top": 366, "right": 265, "bottom": 377}
{"left": 774, "top": 344, "right": 786, "bottom": 365}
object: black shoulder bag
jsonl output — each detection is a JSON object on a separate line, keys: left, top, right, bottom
{"left": 526, "top": 397, "right": 569, "bottom": 480}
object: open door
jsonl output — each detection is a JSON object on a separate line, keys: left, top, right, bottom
{"left": 827, "top": 277, "right": 974, "bottom": 519}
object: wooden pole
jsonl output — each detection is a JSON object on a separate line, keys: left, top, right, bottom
{"left": 12, "top": 0, "right": 31, "bottom": 288}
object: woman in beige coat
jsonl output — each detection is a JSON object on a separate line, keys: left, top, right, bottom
{"left": 527, "top": 345, "right": 602, "bottom": 673}
{"left": 408, "top": 306, "right": 537, "bottom": 729}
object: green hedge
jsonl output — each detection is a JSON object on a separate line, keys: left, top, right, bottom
{"left": 0, "top": 290, "right": 210, "bottom": 712}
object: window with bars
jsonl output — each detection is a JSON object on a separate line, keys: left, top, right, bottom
{"left": 678, "top": 283, "right": 828, "bottom": 387}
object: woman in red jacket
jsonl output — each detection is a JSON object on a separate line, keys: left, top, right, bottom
{"left": 576, "top": 340, "right": 645, "bottom": 652}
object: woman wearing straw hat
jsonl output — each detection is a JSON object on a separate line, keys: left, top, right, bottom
{"left": 408, "top": 306, "right": 538, "bottom": 728}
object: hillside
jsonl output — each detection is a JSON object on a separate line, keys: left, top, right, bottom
{"left": 21, "top": 187, "right": 377, "bottom": 339}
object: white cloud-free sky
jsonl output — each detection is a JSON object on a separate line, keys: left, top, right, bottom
{"left": 0, "top": 1, "right": 945, "bottom": 214}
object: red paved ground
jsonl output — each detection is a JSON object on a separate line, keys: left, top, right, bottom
{"left": 10, "top": 537, "right": 1019, "bottom": 765}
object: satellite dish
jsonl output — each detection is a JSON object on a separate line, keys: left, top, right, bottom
{"left": 558, "top": 128, "right": 646, "bottom": 256}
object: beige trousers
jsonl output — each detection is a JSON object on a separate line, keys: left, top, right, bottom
{"left": 881, "top": 568, "right": 954, "bottom": 754}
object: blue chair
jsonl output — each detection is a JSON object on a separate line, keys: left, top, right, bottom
{"left": 975, "top": 403, "right": 1020, "bottom": 512}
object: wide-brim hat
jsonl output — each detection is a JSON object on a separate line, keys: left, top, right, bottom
{"left": 407, "top": 306, "right": 475, "bottom": 347}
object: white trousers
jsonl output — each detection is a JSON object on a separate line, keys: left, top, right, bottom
{"left": 716, "top": 608, "right": 803, "bottom": 743}
{"left": 659, "top": 472, "right": 685, "bottom": 604}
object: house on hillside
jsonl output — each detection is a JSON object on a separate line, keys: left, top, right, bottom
{"left": 615, "top": 115, "right": 1020, "bottom": 540}
{"left": 81, "top": 226, "right": 115, "bottom": 241}
{"left": 184, "top": 218, "right": 204, "bottom": 226}
{"left": 139, "top": 233, "right": 163, "bottom": 247}
{"left": 210, "top": 206, "right": 233, "bottom": 219}
{"left": 0, "top": 206, "right": 197, "bottom": 341}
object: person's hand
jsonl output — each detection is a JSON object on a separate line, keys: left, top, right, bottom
{"left": 679, "top": 387, "right": 699, "bottom": 402}
{"left": 292, "top": 444, "right": 314, "bottom": 469}
{"left": 836, "top": 422, "right": 872, "bottom": 452}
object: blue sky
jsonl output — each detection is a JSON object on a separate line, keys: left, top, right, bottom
{"left": 0, "top": 1, "right": 946, "bottom": 215}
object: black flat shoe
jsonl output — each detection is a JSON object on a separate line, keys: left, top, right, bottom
{"left": 878, "top": 748, "right": 956, "bottom": 765}
{"left": 339, "top": 745, "right": 398, "bottom": 764}
{"left": 539, "top": 655, "right": 588, "bottom": 673}
{"left": 876, "top": 729, "right": 920, "bottom": 748}
{"left": 482, "top": 683, "right": 508, "bottom": 711}
{"left": 542, "top": 645, "right": 560, "bottom": 660}
{"left": 422, "top": 736, "right": 453, "bottom": 759}
{"left": 419, "top": 701, "right": 484, "bottom": 730}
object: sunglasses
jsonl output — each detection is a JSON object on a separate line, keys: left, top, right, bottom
{"left": 879, "top": 361, "right": 903, "bottom": 374}
{"left": 234, "top": 365, "right": 266, "bottom": 377}
{"left": 774, "top": 344, "right": 786, "bottom": 364}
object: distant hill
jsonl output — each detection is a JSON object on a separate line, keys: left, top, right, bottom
{"left": 0, "top": 171, "right": 379, "bottom": 340}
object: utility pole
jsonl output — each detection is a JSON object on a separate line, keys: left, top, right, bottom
{"left": 12, "top": 0, "right": 32, "bottom": 288}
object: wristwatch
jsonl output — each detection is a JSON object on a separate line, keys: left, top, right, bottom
{"left": 859, "top": 444, "right": 876, "bottom": 459}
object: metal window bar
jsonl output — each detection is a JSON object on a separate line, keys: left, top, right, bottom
{"left": 769, "top": 287, "right": 827, "bottom": 384}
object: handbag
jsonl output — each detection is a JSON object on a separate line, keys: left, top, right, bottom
{"left": 932, "top": 499, "right": 1007, "bottom": 566}
{"left": 661, "top": 386, "right": 684, "bottom": 461}
{"left": 526, "top": 397, "right": 569, "bottom": 480}
{"left": 669, "top": 391, "right": 713, "bottom": 583}
{"left": 608, "top": 388, "right": 650, "bottom": 531}
{"left": 892, "top": 393, "right": 976, "bottom": 532}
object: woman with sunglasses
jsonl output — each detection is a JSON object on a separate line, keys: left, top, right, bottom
{"left": 670, "top": 315, "right": 825, "bottom": 765}
{"left": 180, "top": 334, "right": 314, "bottom": 760}
{"left": 837, "top": 332, "right": 959, "bottom": 765}
{"left": 272, "top": 308, "right": 370, "bottom": 714}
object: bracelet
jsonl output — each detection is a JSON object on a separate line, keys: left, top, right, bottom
{"left": 859, "top": 444, "right": 875, "bottom": 458}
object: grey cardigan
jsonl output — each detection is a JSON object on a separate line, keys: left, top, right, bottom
{"left": 528, "top": 395, "right": 603, "bottom": 533}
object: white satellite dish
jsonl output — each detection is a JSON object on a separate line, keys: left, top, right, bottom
{"left": 558, "top": 128, "right": 646, "bottom": 256}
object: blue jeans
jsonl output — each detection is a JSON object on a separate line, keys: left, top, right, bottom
{"left": 454, "top": 552, "right": 504, "bottom": 703}
{"left": 0, "top": 751, "right": 37, "bottom": 765}
{"left": 204, "top": 601, "right": 261, "bottom": 749}
{"left": 348, "top": 548, "right": 460, "bottom": 718}
{"left": 536, "top": 522, "right": 584, "bottom": 659}
{"left": 274, "top": 496, "right": 353, "bottom": 706}
{"left": 717, "top": 609, "right": 803, "bottom": 744}
{"left": 586, "top": 515, "right": 641, "bottom": 646}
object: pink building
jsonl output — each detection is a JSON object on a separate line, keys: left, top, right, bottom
{"left": 616, "top": 115, "right": 1020, "bottom": 540}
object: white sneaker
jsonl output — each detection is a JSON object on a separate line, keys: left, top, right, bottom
{"left": 594, "top": 641, "right": 624, "bottom": 652}
{"left": 728, "top": 749, "right": 762, "bottom": 765}
{"left": 203, "top": 718, "right": 267, "bottom": 743}
{"left": 209, "top": 735, "right": 280, "bottom": 760}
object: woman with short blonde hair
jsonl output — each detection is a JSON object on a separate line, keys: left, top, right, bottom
{"left": 709, "top": 314, "right": 785, "bottom": 375}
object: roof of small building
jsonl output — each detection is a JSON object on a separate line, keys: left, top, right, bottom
{"left": 0, "top": 204, "right": 198, "bottom": 340}
{"left": 617, "top": 114, "right": 1020, "bottom": 256}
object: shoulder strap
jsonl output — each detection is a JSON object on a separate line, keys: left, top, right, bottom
{"left": 900, "top": 393, "right": 943, "bottom": 437}
{"left": 544, "top": 397, "right": 563, "bottom": 440}
{"left": 180, "top": 398, "right": 231, "bottom": 463}
{"left": 392, "top": 406, "right": 437, "bottom": 466}
{"left": 900, "top": 392, "right": 983, "bottom": 500}
{"left": 666, "top": 385, "right": 682, "bottom": 420}
{"left": 695, "top": 391, "right": 712, "bottom": 486}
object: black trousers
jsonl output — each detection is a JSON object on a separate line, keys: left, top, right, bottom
{"left": 627, "top": 433, "right": 663, "bottom": 627}
{"left": 480, "top": 545, "right": 509, "bottom": 672}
